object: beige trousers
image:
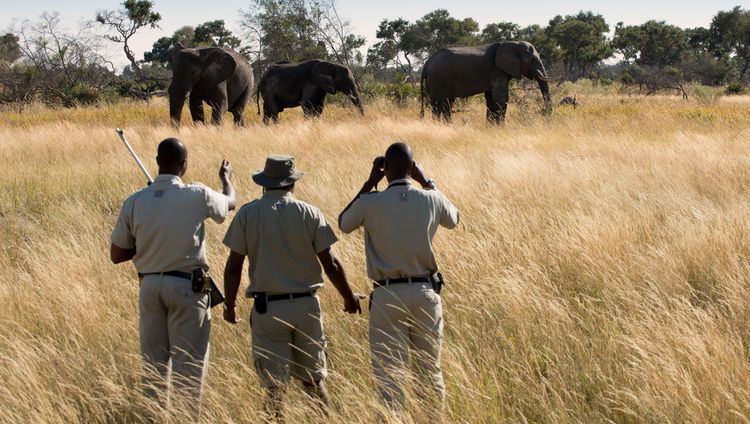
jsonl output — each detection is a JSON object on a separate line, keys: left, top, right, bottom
{"left": 139, "top": 274, "right": 211, "bottom": 418}
{"left": 369, "top": 281, "right": 444, "bottom": 409}
{"left": 250, "top": 295, "right": 327, "bottom": 388}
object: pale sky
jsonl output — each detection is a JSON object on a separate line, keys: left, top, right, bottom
{"left": 3, "top": 0, "right": 748, "bottom": 69}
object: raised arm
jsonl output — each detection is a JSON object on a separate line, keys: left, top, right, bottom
{"left": 219, "top": 159, "right": 237, "bottom": 211}
{"left": 338, "top": 156, "right": 384, "bottom": 228}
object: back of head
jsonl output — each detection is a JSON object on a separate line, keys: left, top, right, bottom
{"left": 385, "top": 142, "right": 414, "bottom": 180}
{"left": 157, "top": 138, "right": 188, "bottom": 175}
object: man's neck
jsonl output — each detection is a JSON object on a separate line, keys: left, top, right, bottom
{"left": 158, "top": 169, "right": 182, "bottom": 177}
{"left": 386, "top": 175, "right": 410, "bottom": 184}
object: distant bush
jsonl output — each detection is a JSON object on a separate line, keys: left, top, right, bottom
{"left": 357, "top": 73, "right": 420, "bottom": 106}
{"left": 688, "top": 84, "right": 723, "bottom": 105}
{"left": 725, "top": 82, "right": 746, "bottom": 95}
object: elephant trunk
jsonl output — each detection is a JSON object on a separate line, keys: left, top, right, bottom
{"left": 536, "top": 70, "right": 552, "bottom": 116}
{"left": 168, "top": 84, "right": 187, "bottom": 126}
{"left": 350, "top": 87, "right": 364, "bottom": 115}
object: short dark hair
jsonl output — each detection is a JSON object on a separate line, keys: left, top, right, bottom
{"left": 157, "top": 138, "right": 187, "bottom": 168}
{"left": 385, "top": 142, "right": 413, "bottom": 176}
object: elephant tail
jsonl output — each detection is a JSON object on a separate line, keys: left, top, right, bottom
{"left": 255, "top": 86, "right": 261, "bottom": 115}
{"left": 419, "top": 68, "right": 426, "bottom": 119}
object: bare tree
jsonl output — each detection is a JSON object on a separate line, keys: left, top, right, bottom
{"left": 9, "top": 12, "right": 115, "bottom": 106}
{"left": 309, "top": 0, "right": 365, "bottom": 68}
{"left": 239, "top": 0, "right": 364, "bottom": 71}
{"left": 96, "top": 0, "right": 161, "bottom": 80}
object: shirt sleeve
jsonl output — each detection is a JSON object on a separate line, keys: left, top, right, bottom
{"left": 222, "top": 210, "right": 248, "bottom": 255}
{"left": 338, "top": 197, "right": 365, "bottom": 234}
{"left": 203, "top": 186, "right": 230, "bottom": 224}
{"left": 311, "top": 210, "right": 338, "bottom": 253}
{"left": 436, "top": 191, "right": 460, "bottom": 229}
{"left": 111, "top": 197, "right": 136, "bottom": 249}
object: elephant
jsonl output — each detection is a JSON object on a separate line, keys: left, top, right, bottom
{"left": 256, "top": 60, "right": 364, "bottom": 124}
{"left": 168, "top": 43, "right": 254, "bottom": 126}
{"left": 420, "top": 41, "right": 552, "bottom": 124}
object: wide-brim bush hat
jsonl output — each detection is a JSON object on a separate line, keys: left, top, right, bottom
{"left": 252, "top": 154, "right": 305, "bottom": 188}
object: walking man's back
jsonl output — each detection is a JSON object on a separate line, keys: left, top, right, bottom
{"left": 110, "top": 137, "right": 236, "bottom": 419}
{"left": 222, "top": 155, "right": 363, "bottom": 420}
{"left": 339, "top": 142, "right": 459, "bottom": 417}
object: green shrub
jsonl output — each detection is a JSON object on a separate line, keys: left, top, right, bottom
{"left": 725, "top": 82, "right": 746, "bottom": 95}
{"left": 688, "top": 84, "right": 723, "bottom": 105}
{"left": 60, "top": 84, "right": 101, "bottom": 107}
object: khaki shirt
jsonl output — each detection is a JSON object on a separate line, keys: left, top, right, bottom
{"left": 111, "top": 174, "right": 230, "bottom": 274}
{"left": 222, "top": 190, "right": 338, "bottom": 295}
{"left": 339, "top": 179, "right": 459, "bottom": 281}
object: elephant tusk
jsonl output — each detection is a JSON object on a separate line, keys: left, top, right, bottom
{"left": 537, "top": 75, "right": 552, "bottom": 82}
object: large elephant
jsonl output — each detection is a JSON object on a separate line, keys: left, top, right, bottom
{"left": 256, "top": 60, "right": 364, "bottom": 124}
{"left": 420, "top": 41, "right": 552, "bottom": 124}
{"left": 168, "top": 43, "right": 254, "bottom": 126}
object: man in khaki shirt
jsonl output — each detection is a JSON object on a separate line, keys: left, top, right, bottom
{"left": 110, "top": 138, "right": 236, "bottom": 418}
{"left": 339, "top": 142, "right": 459, "bottom": 413}
{"left": 222, "top": 155, "right": 362, "bottom": 419}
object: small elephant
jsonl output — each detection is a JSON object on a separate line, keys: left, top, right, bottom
{"left": 256, "top": 60, "right": 364, "bottom": 124}
{"left": 168, "top": 43, "right": 254, "bottom": 126}
{"left": 420, "top": 41, "right": 552, "bottom": 124}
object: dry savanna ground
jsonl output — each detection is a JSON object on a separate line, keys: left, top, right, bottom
{"left": 1, "top": 93, "right": 750, "bottom": 423}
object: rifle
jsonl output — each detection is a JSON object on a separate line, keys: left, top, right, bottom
{"left": 115, "top": 128, "right": 153, "bottom": 185}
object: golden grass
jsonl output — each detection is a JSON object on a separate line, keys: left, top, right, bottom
{"left": 1, "top": 94, "right": 750, "bottom": 422}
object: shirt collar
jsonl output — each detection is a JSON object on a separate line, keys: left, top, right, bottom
{"left": 387, "top": 178, "right": 411, "bottom": 188}
{"left": 153, "top": 174, "right": 182, "bottom": 184}
{"left": 262, "top": 189, "right": 294, "bottom": 199}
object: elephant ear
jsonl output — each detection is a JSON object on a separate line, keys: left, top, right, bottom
{"left": 311, "top": 62, "right": 336, "bottom": 94}
{"left": 494, "top": 45, "right": 522, "bottom": 80}
{"left": 171, "top": 43, "right": 199, "bottom": 64}
{"left": 202, "top": 49, "right": 237, "bottom": 85}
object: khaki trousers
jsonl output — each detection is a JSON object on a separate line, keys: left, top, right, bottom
{"left": 139, "top": 274, "right": 211, "bottom": 418}
{"left": 250, "top": 295, "right": 327, "bottom": 388}
{"left": 369, "top": 282, "right": 444, "bottom": 409}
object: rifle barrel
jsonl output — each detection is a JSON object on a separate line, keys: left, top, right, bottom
{"left": 116, "top": 128, "right": 154, "bottom": 184}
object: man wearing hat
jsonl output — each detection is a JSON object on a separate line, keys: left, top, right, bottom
{"left": 222, "top": 154, "right": 363, "bottom": 418}
{"left": 110, "top": 138, "right": 237, "bottom": 418}
{"left": 338, "top": 142, "right": 459, "bottom": 414}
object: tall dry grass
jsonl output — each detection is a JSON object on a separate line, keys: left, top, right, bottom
{"left": 1, "top": 94, "right": 750, "bottom": 423}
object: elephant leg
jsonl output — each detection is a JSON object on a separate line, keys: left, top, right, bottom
{"left": 430, "top": 95, "right": 451, "bottom": 122}
{"left": 262, "top": 97, "right": 280, "bottom": 125}
{"left": 430, "top": 98, "right": 441, "bottom": 121}
{"left": 302, "top": 99, "right": 323, "bottom": 119}
{"left": 229, "top": 87, "right": 251, "bottom": 126}
{"left": 301, "top": 85, "right": 325, "bottom": 119}
{"left": 209, "top": 97, "right": 228, "bottom": 125}
{"left": 491, "top": 78, "right": 510, "bottom": 124}
{"left": 485, "top": 91, "right": 501, "bottom": 122}
{"left": 307, "top": 97, "right": 325, "bottom": 117}
{"left": 231, "top": 110, "right": 244, "bottom": 126}
{"left": 440, "top": 98, "right": 452, "bottom": 123}
{"left": 189, "top": 96, "right": 205, "bottom": 124}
